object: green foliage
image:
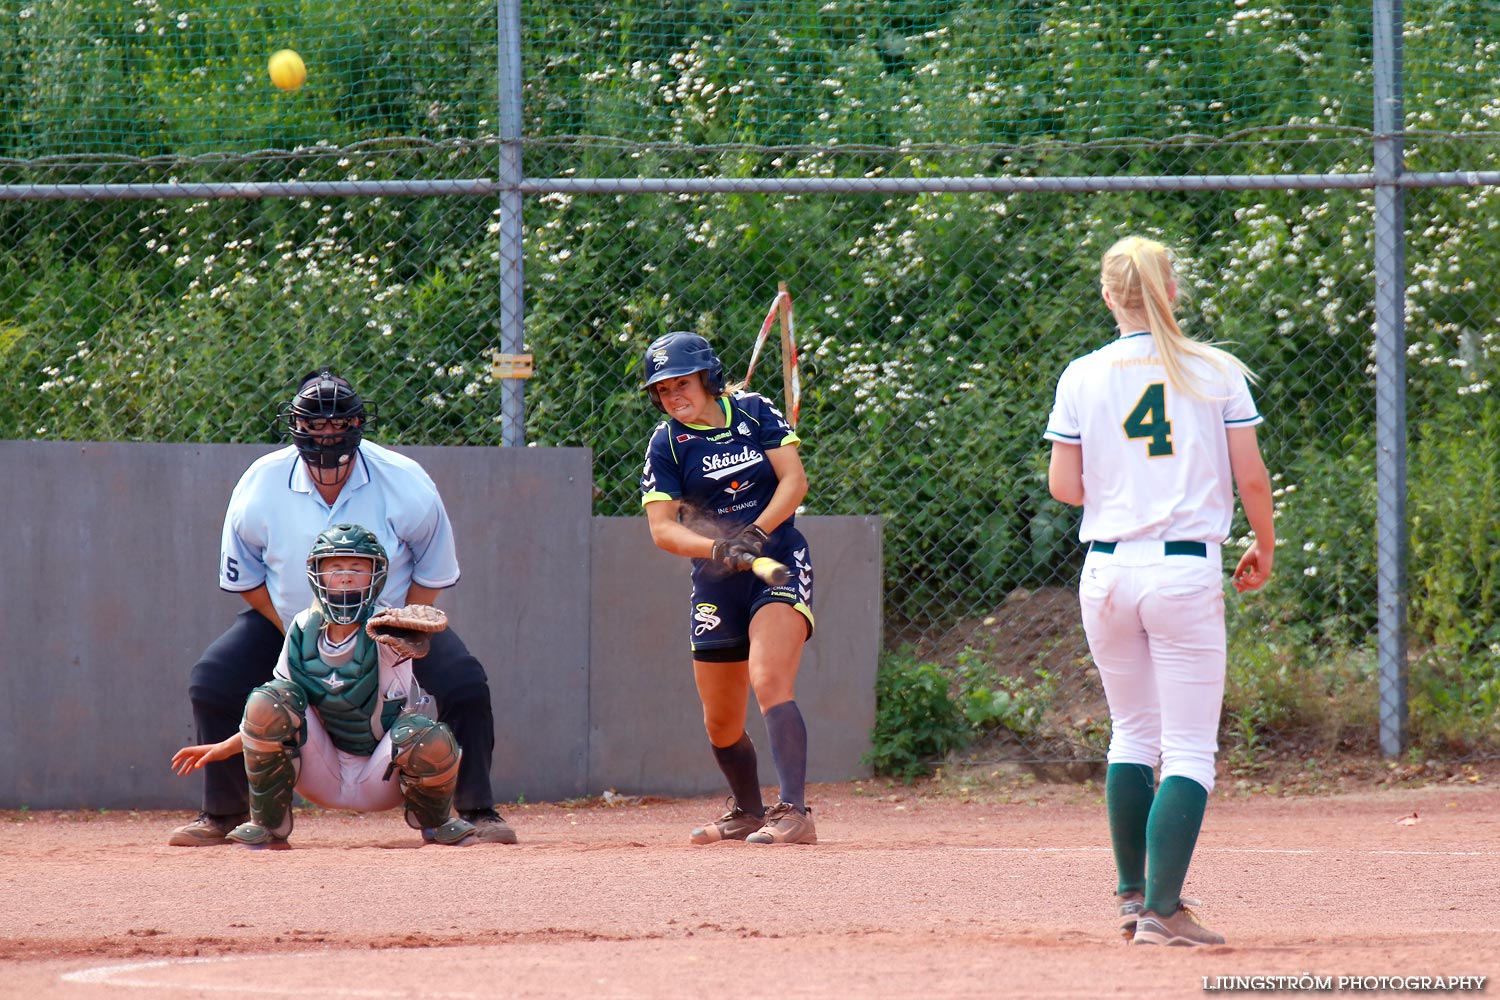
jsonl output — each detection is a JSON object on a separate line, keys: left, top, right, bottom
{"left": 1408, "top": 646, "right": 1500, "bottom": 755}
{"left": 1404, "top": 394, "right": 1500, "bottom": 748}
{"left": 1386, "top": 356, "right": 1500, "bottom": 748}
{"left": 865, "top": 650, "right": 971, "bottom": 780}
{"left": 1223, "top": 599, "right": 1379, "bottom": 765}
{"left": 0, "top": 146, "right": 505, "bottom": 443}
{"left": 1409, "top": 390, "right": 1500, "bottom": 647}
{"left": 865, "top": 646, "right": 1054, "bottom": 780}
{"left": 5, "top": 0, "right": 1500, "bottom": 760}
{"left": 524, "top": 0, "right": 1382, "bottom": 147}
{"left": 951, "top": 648, "right": 1051, "bottom": 740}
{"left": 0, "top": 1, "right": 498, "bottom": 157}
{"left": 0, "top": 1, "right": 1489, "bottom": 157}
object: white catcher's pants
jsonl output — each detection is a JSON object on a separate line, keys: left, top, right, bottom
{"left": 293, "top": 709, "right": 405, "bottom": 814}
{"left": 1079, "top": 540, "right": 1226, "bottom": 792}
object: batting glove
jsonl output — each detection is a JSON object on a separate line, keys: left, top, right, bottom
{"left": 709, "top": 538, "right": 743, "bottom": 571}
{"left": 731, "top": 523, "right": 770, "bottom": 558}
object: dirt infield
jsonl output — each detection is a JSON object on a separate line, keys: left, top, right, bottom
{"left": 2, "top": 780, "right": 1496, "bottom": 999}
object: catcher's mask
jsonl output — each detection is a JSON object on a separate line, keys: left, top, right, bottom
{"left": 642, "top": 332, "right": 725, "bottom": 413}
{"left": 306, "top": 523, "right": 389, "bottom": 626}
{"left": 281, "top": 367, "right": 376, "bottom": 486}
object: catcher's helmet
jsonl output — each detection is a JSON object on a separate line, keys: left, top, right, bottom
{"left": 280, "top": 367, "right": 375, "bottom": 480}
{"left": 306, "top": 523, "right": 389, "bottom": 626}
{"left": 642, "top": 332, "right": 726, "bottom": 412}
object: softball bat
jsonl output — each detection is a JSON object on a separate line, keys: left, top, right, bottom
{"left": 740, "top": 553, "right": 791, "bottom": 585}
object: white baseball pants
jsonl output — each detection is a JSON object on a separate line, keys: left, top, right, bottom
{"left": 1079, "top": 540, "right": 1226, "bottom": 792}
{"left": 293, "top": 710, "right": 405, "bottom": 813}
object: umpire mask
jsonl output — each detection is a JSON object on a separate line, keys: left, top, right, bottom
{"left": 281, "top": 367, "right": 375, "bottom": 487}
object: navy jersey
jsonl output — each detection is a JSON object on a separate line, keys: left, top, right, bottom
{"left": 640, "top": 390, "right": 813, "bottom": 653}
{"left": 639, "top": 391, "right": 801, "bottom": 533}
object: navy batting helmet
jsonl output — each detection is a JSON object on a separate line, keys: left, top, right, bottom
{"left": 642, "top": 332, "right": 726, "bottom": 412}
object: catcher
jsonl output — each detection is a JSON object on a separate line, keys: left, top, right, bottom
{"left": 171, "top": 523, "right": 478, "bottom": 848}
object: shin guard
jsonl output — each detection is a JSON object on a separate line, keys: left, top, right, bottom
{"left": 388, "top": 714, "right": 463, "bottom": 830}
{"left": 239, "top": 679, "right": 307, "bottom": 839}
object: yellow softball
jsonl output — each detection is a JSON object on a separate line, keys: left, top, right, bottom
{"left": 268, "top": 49, "right": 306, "bottom": 91}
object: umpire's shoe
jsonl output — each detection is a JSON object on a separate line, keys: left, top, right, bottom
{"left": 168, "top": 811, "right": 249, "bottom": 847}
{"left": 460, "top": 808, "right": 519, "bottom": 844}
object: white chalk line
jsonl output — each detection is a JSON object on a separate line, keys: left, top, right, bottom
{"left": 1367, "top": 849, "right": 1500, "bottom": 856}
{"left": 58, "top": 933, "right": 1500, "bottom": 998}
{"left": 60, "top": 953, "right": 487, "bottom": 998}
{"left": 56, "top": 950, "right": 1028, "bottom": 1000}
{"left": 956, "top": 846, "right": 1113, "bottom": 853}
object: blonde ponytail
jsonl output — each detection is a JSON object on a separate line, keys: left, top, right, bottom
{"left": 1101, "top": 236, "right": 1255, "bottom": 396}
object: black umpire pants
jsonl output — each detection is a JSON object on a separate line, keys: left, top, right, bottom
{"left": 187, "top": 608, "right": 497, "bottom": 817}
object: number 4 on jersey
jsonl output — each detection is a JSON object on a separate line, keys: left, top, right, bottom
{"left": 1123, "top": 382, "right": 1173, "bottom": 456}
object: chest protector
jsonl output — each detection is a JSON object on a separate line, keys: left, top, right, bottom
{"left": 286, "top": 612, "right": 404, "bottom": 756}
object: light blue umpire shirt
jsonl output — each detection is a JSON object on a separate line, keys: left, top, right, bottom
{"left": 219, "top": 441, "right": 461, "bottom": 629}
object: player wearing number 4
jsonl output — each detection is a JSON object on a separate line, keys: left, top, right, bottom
{"left": 639, "top": 332, "right": 818, "bottom": 845}
{"left": 172, "top": 525, "right": 478, "bottom": 848}
{"left": 1044, "top": 237, "right": 1275, "bottom": 947}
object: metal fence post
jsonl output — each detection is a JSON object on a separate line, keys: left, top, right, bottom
{"left": 497, "top": 0, "right": 527, "bottom": 447}
{"left": 1373, "top": 0, "right": 1409, "bottom": 757}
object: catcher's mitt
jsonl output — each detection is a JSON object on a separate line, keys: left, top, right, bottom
{"left": 365, "top": 604, "right": 448, "bottom": 659}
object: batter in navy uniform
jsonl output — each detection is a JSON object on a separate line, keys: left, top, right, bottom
{"left": 639, "top": 331, "right": 818, "bottom": 845}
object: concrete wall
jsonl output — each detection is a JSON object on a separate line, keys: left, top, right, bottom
{"left": 0, "top": 441, "right": 879, "bottom": 808}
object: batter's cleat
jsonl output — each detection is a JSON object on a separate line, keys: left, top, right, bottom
{"left": 167, "top": 811, "right": 249, "bottom": 847}
{"left": 1133, "top": 904, "right": 1224, "bottom": 946}
{"left": 460, "top": 808, "right": 518, "bottom": 844}
{"left": 745, "top": 801, "right": 817, "bottom": 845}
{"left": 1117, "top": 890, "right": 1145, "bottom": 940}
{"left": 690, "top": 799, "right": 766, "bottom": 844}
{"left": 224, "top": 821, "right": 290, "bottom": 851}
{"left": 422, "top": 817, "right": 479, "bottom": 846}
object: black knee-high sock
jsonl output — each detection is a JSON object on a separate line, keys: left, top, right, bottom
{"left": 711, "top": 732, "right": 765, "bottom": 817}
{"left": 763, "top": 701, "right": 808, "bottom": 809}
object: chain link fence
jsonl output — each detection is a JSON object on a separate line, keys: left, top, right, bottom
{"left": 3, "top": 1, "right": 1500, "bottom": 770}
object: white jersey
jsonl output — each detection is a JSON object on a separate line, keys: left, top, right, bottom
{"left": 1044, "top": 331, "right": 1262, "bottom": 544}
{"left": 219, "top": 441, "right": 461, "bottom": 628}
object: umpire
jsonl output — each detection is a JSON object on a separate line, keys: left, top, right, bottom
{"left": 169, "top": 367, "right": 517, "bottom": 846}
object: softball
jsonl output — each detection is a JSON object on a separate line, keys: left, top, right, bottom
{"left": 268, "top": 49, "right": 306, "bottom": 91}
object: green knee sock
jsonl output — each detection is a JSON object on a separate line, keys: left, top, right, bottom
{"left": 1144, "top": 775, "right": 1209, "bottom": 915}
{"left": 1106, "top": 763, "right": 1155, "bottom": 896}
